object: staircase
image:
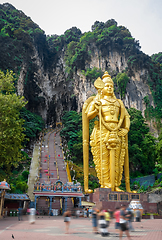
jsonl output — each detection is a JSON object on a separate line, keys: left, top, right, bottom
{"left": 35, "top": 128, "right": 73, "bottom": 214}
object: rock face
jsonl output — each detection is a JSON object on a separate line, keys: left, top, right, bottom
{"left": 17, "top": 46, "right": 154, "bottom": 127}
{"left": 125, "top": 70, "right": 154, "bottom": 114}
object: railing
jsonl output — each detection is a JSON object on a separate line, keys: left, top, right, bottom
{"left": 60, "top": 135, "right": 68, "bottom": 180}
{"left": 54, "top": 130, "right": 59, "bottom": 180}
{"left": 38, "top": 132, "right": 44, "bottom": 181}
{"left": 66, "top": 161, "right": 72, "bottom": 182}
{"left": 48, "top": 129, "right": 55, "bottom": 181}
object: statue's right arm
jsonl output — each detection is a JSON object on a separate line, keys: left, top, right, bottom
{"left": 87, "top": 101, "right": 98, "bottom": 120}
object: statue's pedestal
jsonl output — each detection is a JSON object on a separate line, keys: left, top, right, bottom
{"left": 89, "top": 188, "right": 158, "bottom": 213}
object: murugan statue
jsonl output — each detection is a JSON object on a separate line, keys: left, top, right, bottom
{"left": 82, "top": 71, "right": 131, "bottom": 193}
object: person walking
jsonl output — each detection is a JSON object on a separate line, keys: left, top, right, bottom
{"left": 104, "top": 209, "right": 111, "bottom": 228}
{"left": 17, "top": 207, "right": 22, "bottom": 221}
{"left": 98, "top": 209, "right": 109, "bottom": 237}
{"left": 113, "top": 207, "right": 120, "bottom": 236}
{"left": 86, "top": 208, "right": 89, "bottom": 218}
{"left": 126, "top": 206, "right": 134, "bottom": 231}
{"left": 92, "top": 207, "right": 99, "bottom": 234}
{"left": 135, "top": 209, "right": 141, "bottom": 222}
{"left": 29, "top": 208, "right": 36, "bottom": 224}
{"left": 119, "top": 205, "right": 132, "bottom": 240}
{"left": 76, "top": 208, "right": 80, "bottom": 218}
{"left": 64, "top": 209, "right": 71, "bottom": 234}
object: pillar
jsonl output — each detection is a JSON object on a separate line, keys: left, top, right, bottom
{"left": 62, "top": 198, "right": 65, "bottom": 214}
{"left": 0, "top": 190, "right": 5, "bottom": 219}
{"left": 78, "top": 197, "right": 82, "bottom": 208}
{"left": 34, "top": 196, "right": 38, "bottom": 209}
{"left": 64, "top": 197, "right": 68, "bottom": 212}
{"left": 49, "top": 197, "right": 53, "bottom": 215}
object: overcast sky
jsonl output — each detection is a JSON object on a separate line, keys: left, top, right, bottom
{"left": 0, "top": 0, "right": 162, "bottom": 56}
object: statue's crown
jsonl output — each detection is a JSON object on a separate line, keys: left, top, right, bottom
{"left": 102, "top": 71, "right": 113, "bottom": 85}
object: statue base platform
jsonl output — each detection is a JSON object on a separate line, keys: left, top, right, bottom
{"left": 88, "top": 188, "right": 158, "bottom": 213}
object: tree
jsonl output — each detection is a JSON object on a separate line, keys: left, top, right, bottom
{"left": 155, "top": 129, "right": 162, "bottom": 171}
{"left": 60, "top": 111, "right": 97, "bottom": 164}
{"left": 113, "top": 72, "right": 129, "bottom": 99}
{"left": 91, "top": 21, "right": 105, "bottom": 32}
{"left": 84, "top": 67, "right": 103, "bottom": 82}
{"left": 64, "top": 27, "right": 82, "bottom": 44}
{"left": 151, "top": 52, "right": 162, "bottom": 64}
{"left": 20, "top": 107, "right": 45, "bottom": 144}
{"left": 60, "top": 111, "right": 82, "bottom": 162}
{"left": 128, "top": 108, "right": 156, "bottom": 177}
{"left": 0, "top": 70, "right": 26, "bottom": 175}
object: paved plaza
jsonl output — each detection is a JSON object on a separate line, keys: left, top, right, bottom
{"left": 0, "top": 216, "right": 162, "bottom": 240}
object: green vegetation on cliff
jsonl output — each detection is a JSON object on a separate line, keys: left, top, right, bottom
{"left": 0, "top": 3, "right": 45, "bottom": 71}
{"left": 144, "top": 61, "right": 162, "bottom": 128}
{"left": 64, "top": 19, "right": 142, "bottom": 79}
{"left": 0, "top": 3, "right": 48, "bottom": 112}
{"left": 113, "top": 72, "right": 129, "bottom": 98}
{"left": 20, "top": 107, "right": 45, "bottom": 145}
{"left": 151, "top": 52, "right": 162, "bottom": 64}
{"left": 128, "top": 108, "right": 156, "bottom": 177}
{"left": 60, "top": 111, "right": 97, "bottom": 165}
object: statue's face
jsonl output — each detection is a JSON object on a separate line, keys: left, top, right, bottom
{"left": 103, "top": 82, "right": 114, "bottom": 96}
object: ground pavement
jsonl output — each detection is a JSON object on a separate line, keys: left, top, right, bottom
{"left": 0, "top": 216, "right": 161, "bottom": 240}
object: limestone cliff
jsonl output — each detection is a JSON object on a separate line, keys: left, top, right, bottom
{"left": 16, "top": 46, "right": 154, "bottom": 126}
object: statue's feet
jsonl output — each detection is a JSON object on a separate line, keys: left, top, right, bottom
{"left": 85, "top": 189, "right": 93, "bottom": 194}
{"left": 132, "top": 190, "right": 137, "bottom": 193}
{"left": 126, "top": 187, "right": 134, "bottom": 193}
{"left": 114, "top": 187, "right": 124, "bottom": 192}
{"left": 103, "top": 184, "right": 111, "bottom": 188}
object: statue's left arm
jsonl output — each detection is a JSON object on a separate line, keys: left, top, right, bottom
{"left": 118, "top": 101, "right": 130, "bottom": 136}
{"left": 123, "top": 108, "right": 130, "bottom": 131}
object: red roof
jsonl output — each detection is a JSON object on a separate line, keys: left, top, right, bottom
{"left": 0, "top": 180, "right": 10, "bottom": 190}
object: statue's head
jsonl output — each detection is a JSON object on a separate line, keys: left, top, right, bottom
{"left": 102, "top": 71, "right": 113, "bottom": 85}
{"left": 102, "top": 71, "right": 114, "bottom": 97}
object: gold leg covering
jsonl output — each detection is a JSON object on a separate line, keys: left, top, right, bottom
{"left": 90, "top": 125, "right": 126, "bottom": 189}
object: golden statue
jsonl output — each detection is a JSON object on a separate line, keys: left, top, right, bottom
{"left": 82, "top": 71, "right": 131, "bottom": 193}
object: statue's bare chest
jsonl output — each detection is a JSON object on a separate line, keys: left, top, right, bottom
{"left": 101, "top": 99, "right": 120, "bottom": 122}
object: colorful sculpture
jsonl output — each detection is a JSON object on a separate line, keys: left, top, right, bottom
{"left": 82, "top": 71, "right": 131, "bottom": 193}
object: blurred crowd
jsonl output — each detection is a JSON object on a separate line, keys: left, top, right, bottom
{"left": 68, "top": 204, "right": 141, "bottom": 239}
{"left": 90, "top": 204, "right": 141, "bottom": 238}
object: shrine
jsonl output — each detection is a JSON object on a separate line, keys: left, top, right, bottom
{"left": 33, "top": 180, "right": 84, "bottom": 215}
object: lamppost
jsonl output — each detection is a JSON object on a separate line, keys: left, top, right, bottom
{"left": 0, "top": 179, "right": 10, "bottom": 219}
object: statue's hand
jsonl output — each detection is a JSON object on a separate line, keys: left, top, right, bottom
{"left": 118, "top": 128, "right": 128, "bottom": 136}
{"left": 94, "top": 100, "right": 102, "bottom": 110}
